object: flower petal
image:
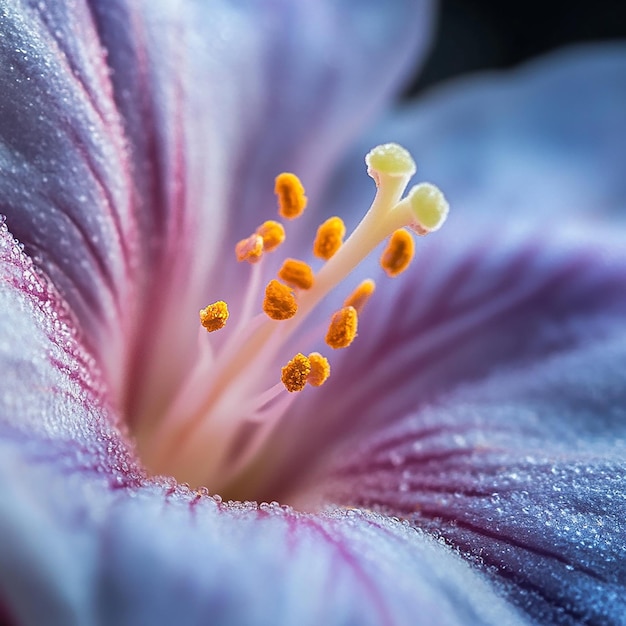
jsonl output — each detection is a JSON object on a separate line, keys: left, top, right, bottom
{"left": 289, "top": 46, "right": 626, "bottom": 623}
{"left": 0, "top": 1, "right": 137, "bottom": 390}
{"left": 87, "top": 0, "right": 436, "bottom": 422}
{"left": 0, "top": 225, "right": 525, "bottom": 625}
{"left": 0, "top": 0, "right": 435, "bottom": 416}
{"left": 279, "top": 228, "right": 626, "bottom": 623}
{"left": 313, "top": 330, "right": 626, "bottom": 624}
{"left": 0, "top": 471, "right": 528, "bottom": 626}
{"left": 260, "top": 220, "right": 626, "bottom": 493}
{"left": 327, "top": 44, "right": 626, "bottom": 226}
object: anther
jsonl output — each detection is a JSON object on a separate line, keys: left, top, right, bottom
{"left": 381, "top": 228, "right": 415, "bottom": 277}
{"left": 256, "top": 220, "right": 285, "bottom": 252}
{"left": 325, "top": 306, "right": 358, "bottom": 349}
{"left": 199, "top": 301, "right": 229, "bottom": 332}
{"left": 278, "top": 258, "right": 314, "bottom": 290}
{"left": 344, "top": 279, "right": 376, "bottom": 313}
{"left": 307, "top": 352, "right": 330, "bottom": 387}
{"left": 275, "top": 173, "right": 307, "bottom": 219}
{"left": 313, "top": 216, "right": 346, "bottom": 260}
{"left": 281, "top": 353, "right": 311, "bottom": 392}
{"left": 263, "top": 279, "right": 298, "bottom": 320}
{"left": 235, "top": 234, "right": 264, "bottom": 263}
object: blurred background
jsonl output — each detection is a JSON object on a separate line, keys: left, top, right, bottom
{"left": 407, "top": 0, "right": 626, "bottom": 95}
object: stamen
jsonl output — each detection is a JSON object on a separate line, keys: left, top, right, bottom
{"left": 275, "top": 173, "right": 307, "bottom": 219}
{"left": 278, "top": 258, "right": 314, "bottom": 290}
{"left": 325, "top": 306, "right": 358, "bottom": 349}
{"left": 263, "top": 279, "right": 298, "bottom": 320}
{"left": 256, "top": 220, "right": 285, "bottom": 252}
{"left": 344, "top": 279, "right": 376, "bottom": 313}
{"left": 236, "top": 234, "right": 264, "bottom": 263}
{"left": 381, "top": 228, "right": 415, "bottom": 277}
{"left": 313, "top": 216, "right": 346, "bottom": 260}
{"left": 281, "top": 353, "right": 311, "bottom": 392}
{"left": 199, "top": 301, "right": 229, "bottom": 332}
{"left": 141, "top": 143, "right": 450, "bottom": 493}
{"left": 307, "top": 352, "right": 330, "bottom": 387}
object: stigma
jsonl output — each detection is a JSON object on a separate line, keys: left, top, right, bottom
{"left": 142, "top": 143, "right": 448, "bottom": 491}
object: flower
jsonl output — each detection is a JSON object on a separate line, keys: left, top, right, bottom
{"left": 1, "top": 1, "right": 626, "bottom": 624}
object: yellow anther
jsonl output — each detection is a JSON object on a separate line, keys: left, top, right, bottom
{"left": 256, "top": 220, "right": 285, "bottom": 252}
{"left": 199, "top": 301, "right": 229, "bottom": 333}
{"left": 313, "top": 216, "right": 346, "bottom": 260}
{"left": 278, "top": 258, "right": 314, "bottom": 290}
{"left": 275, "top": 172, "right": 307, "bottom": 219}
{"left": 381, "top": 228, "right": 415, "bottom": 277}
{"left": 325, "top": 306, "right": 358, "bottom": 349}
{"left": 344, "top": 279, "right": 376, "bottom": 313}
{"left": 281, "top": 353, "right": 311, "bottom": 392}
{"left": 263, "top": 279, "right": 298, "bottom": 320}
{"left": 307, "top": 352, "right": 330, "bottom": 387}
{"left": 235, "top": 234, "right": 264, "bottom": 263}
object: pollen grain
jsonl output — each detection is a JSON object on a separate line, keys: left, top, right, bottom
{"left": 307, "top": 352, "right": 330, "bottom": 387}
{"left": 344, "top": 279, "right": 376, "bottom": 313}
{"left": 313, "top": 216, "right": 346, "bottom": 260}
{"left": 235, "top": 234, "right": 264, "bottom": 263}
{"left": 275, "top": 173, "right": 307, "bottom": 219}
{"left": 199, "top": 301, "right": 229, "bottom": 333}
{"left": 256, "top": 220, "right": 285, "bottom": 252}
{"left": 381, "top": 228, "right": 415, "bottom": 277}
{"left": 281, "top": 353, "right": 312, "bottom": 392}
{"left": 325, "top": 306, "right": 358, "bottom": 349}
{"left": 263, "top": 279, "right": 298, "bottom": 320}
{"left": 278, "top": 258, "right": 314, "bottom": 290}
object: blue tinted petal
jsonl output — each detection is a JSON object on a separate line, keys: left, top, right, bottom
{"left": 0, "top": 463, "right": 528, "bottom": 626}
{"left": 313, "top": 331, "right": 626, "bottom": 624}
{"left": 0, "top": 225, "right": 524, "bottom": 625}
{"left": 285, "top": 229, "right": 626, "bottom": 622}
{"left": 0, "top": 1, "right": 137, "bottom": 387}
{"left": 263, "top": 221, "right": 626, "bottom": 495}
{"left": 294, "top": 46, "right": 626, "bottom": 624}
{"left": 327, "top": 44, "right": 626, "bottom": 227}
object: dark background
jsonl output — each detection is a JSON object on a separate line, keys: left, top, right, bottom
{"left": 407, "top": 0, "right": 626, "bottom": 94}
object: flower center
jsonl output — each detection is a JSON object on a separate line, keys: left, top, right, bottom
{"left": 139, "top": 144, "right": 448, "bottom": 495}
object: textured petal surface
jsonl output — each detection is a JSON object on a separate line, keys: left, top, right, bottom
{"left": 86, "top": 0, "right": 435, "bottom": 423}
{"left": 0, "top": 1, "right": 137, "bottom": 394}
{"left": 268, "top": 47, "right": 626, "bottom": 625}
{"left": 312, "top": 326, "right": 626, "bottom": 624}
{"left": 0, "top": 0, "right": 435, "bottom": 418}
{"left": 0, "top": 228, "right": 525, "bottom": 626}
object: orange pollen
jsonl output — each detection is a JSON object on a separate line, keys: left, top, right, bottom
{"left": 381, "top": 228, "right": 415, "bottom": 277}
{"left": 235, "top": 234, "right": 264, "bottom": 263}
{"left": 325, "top": 306, "right": 358, "bottom": 349}
{"left": 281, "top": 353, "right": 311, "bottom": 392}
{"left": 307, "top": 352, "right": 330, "bottom": 387}
{"left": 344, "top": 279, "right": 376, "bottom": 313}
{"left": 199, "top": 301, "right": 229, "bottom": 332}
{"left": 256, "top": 220, "right": 285, "bottom": 252}
{"left": 313, "top": 216, "right": 346, "bottom": 260}
{"left": 263, "top": 279, "right": 298, "bottom": 320}
{"left": 278, "top": 258, "right": 314, "bottom": 290}
{"left": 275, "top": 172, "right": 307, "bottom": 219}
